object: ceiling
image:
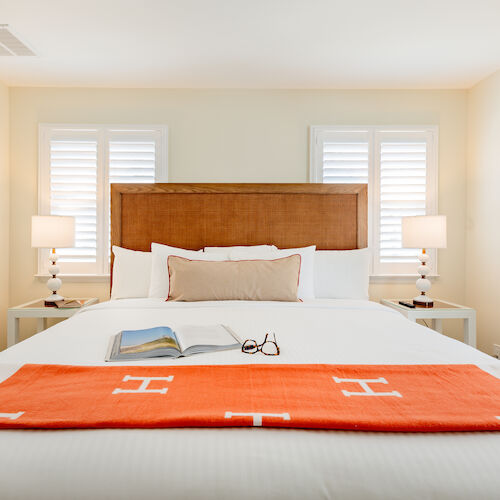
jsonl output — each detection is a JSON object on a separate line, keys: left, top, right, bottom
{"left": 0, "top": 0, "right": 499, "bottom": 89}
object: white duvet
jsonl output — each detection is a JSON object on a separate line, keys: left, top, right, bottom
{"left": 0, "top": 298, "right": 499, "bottom": 500}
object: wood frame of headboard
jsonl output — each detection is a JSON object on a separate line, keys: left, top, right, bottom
{"left": 110, "top": 183, "right": 367, "bottom": 280}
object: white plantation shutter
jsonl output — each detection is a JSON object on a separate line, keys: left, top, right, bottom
{"left": 311, "top": 126, "right": 438, "bottom": 276}
{"left": 39, "top": 125, "right": 168, "bottom": 276}
{"left": 377, "top": 135, "right": 428, "bottom": 271}
{"left": 317, "top": 130, "right": 369, "bottom": 184}
{"left": 108, "top": 138, "right": 156, "bottom": 184}
{"left": 49, "top": 137, "right": 98, "bottom": 267}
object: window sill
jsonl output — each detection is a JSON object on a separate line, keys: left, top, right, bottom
{"left": 35, "top": 274, "right": 110, "bottom": 283}
{"left": 370, "top": 274, "right": 439, "bottom": 284}
{"left": 34, "top": 274, "right": 438, "bottom": 285}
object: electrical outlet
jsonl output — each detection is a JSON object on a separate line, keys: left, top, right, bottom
{"left": 494, "top": 344, "right": 500, "bottom": 359}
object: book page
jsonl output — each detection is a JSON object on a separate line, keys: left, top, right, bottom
{"left": 176, "top": 325, "right": 239, "bottom": 352}
{"left": 119, "top": 326, "right": 181, "bottom": 355}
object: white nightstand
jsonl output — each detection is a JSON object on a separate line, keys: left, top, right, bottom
{"left": 380, "top": 299, "right": 476, "bottom": 347}
{"left": 7, "top": 298, "right": 99, "bottom": 347}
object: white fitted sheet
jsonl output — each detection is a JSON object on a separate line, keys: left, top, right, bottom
{"left": 0, "top": 298, "right": 499, "bottom": 500}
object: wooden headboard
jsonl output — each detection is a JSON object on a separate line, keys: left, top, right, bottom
{"left": 110, "top": 183, "right": 367, "bottom": 274}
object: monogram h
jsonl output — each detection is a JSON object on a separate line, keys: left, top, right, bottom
{"left": 333, "top": 377, "right": 402, "bottom": 397}
{"left": 112, "top": 375, "right": 174, "bottom": 394}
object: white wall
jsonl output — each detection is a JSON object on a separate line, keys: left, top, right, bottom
{"left": 466, "top": 70, "right": 500, "bottom": 355}
{"left": 0, "top": 82, "right": 10, "bottom": 350}
{"left": 7, "top": 88, "right": 468, "bottom": 346}
{"left": 0, "top": 81, "right": 9, "bottom": 350}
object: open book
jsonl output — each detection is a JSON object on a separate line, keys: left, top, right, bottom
{"left": 105, "top": 325, "right": 241, "bottom": 361}
{"left": 54, "top": 299, "right": 83, "bottom": 309}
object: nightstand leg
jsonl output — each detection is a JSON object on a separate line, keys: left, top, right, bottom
{"left": 431, "top": 319, "right": 443, "bottom": 333}
{"left": 36, "top": 318, "right": 47, "bottom": 333}
{"left": 464, "top": 313, "right": 476, "bottom": 348}
{"left": 7, "top": 314, "right": 19, "bottom": 348}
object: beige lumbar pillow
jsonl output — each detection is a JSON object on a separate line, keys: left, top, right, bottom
{"left": 167, "top": 254, "right": 301, "bottom": 302}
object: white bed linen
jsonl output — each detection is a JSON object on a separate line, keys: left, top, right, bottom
{"left": 0, "top": 298, "right": 499, "bottom": 500}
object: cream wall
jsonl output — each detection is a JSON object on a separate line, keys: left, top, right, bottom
{"left": 466, "top": 70, "right": 500, "bottom": 355}
{"left": 0, "top": 82, "right": 9, "bottom": 350}
{"left": 7, "top": 88, "right": 468, "bottom": 346}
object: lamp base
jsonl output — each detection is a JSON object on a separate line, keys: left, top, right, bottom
{"left": 45, "top": 249, "right": 64, "bottom": 307}
{"left": 413, "top": 295, "right": 434, "bottom": 308}
{"left": 44, "top": 294, "right": 65, "bottom": 307}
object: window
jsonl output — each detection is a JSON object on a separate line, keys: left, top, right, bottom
{"left": 310, "top": 126, "right": 438, "bottom": 276}
{"left": 38, "top": 124, "right": 168, "bottom": 276}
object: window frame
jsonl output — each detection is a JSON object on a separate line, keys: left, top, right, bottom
{"left": 309, "top": 125, "right": 439, "bottom": 279}
{"left": 37, "top": 123, "right": 168, "bottom": 279}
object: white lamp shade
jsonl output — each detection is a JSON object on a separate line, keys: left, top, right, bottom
{"left": 31, "top": 216, "right": 75, "bottom": 248}
{"left": 402, "top": 215, "right": 447, "bottom": 249}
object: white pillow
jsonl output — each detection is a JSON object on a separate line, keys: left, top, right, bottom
{"left": 111, "top": 246, "right": 152, "bottom": 300}
{"left": 148, "top": 243, "right": 228, "bottom": 299}
{"left": 229, "top": 245, "right": 316, "bottom": 300}
{"left": 204, "top": 245, "right": 277, "bottom": 253}
{"left": 314, "top": 249, "right": 370, "bottom": 300}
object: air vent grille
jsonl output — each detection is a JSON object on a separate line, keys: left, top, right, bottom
{"left": 0, "top": 25, "right": 35, "bottom": 56}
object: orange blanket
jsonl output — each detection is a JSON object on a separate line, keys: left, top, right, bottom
{"left": 0, "top": 363, "right": 499, "bottom": 431}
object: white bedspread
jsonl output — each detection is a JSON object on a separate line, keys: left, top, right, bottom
{"left": 0, "top": 298, "right": 499, "bottom": 500}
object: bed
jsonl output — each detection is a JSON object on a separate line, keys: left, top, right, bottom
{"left": 0, "top": 183, "right": 499, "bottom": 500}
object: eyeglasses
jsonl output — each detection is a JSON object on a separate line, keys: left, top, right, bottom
{"left": 242, "top": 333, "right": 280, "bottom": 356}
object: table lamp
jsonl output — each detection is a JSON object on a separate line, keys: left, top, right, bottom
{"left": 401, "top": 215, "right": 447, "bottom": 308}
{"left": 31, "top": 215, "right": 75, "bottom": 306}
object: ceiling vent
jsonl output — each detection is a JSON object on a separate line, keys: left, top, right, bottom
{"left": 0, "top": 25, "right": 35, "bottom": 56}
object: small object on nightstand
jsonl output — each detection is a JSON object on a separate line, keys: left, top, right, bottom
{"left": 54, "top": 299, "right": 84, "bottom": 309}
{"left": 398, "top": 301, "right": 416, "bottom": 308}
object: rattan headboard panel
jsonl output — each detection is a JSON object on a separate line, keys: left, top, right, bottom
{"left": 110, "top": 183, "right": 367, "bottom": 276}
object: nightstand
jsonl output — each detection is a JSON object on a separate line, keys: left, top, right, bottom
{"left": 380, "top": 299, "right": 476, "bottom": 347}
{"left": 7, "top": 298, "right": 99, "bottom": 347}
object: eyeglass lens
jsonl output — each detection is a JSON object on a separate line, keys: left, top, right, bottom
{"left": 261, "top": 341, "right": 279, "bottom": 355}
{"left": 242, "top": 339, "right": 258, "bottom": 353}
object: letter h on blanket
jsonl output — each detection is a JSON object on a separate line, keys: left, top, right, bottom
{"left": 333, "top": 377, "right": 402, "bottom": 397}
{"left": 112, "top": 375, "right": 174, "bottom": 394}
